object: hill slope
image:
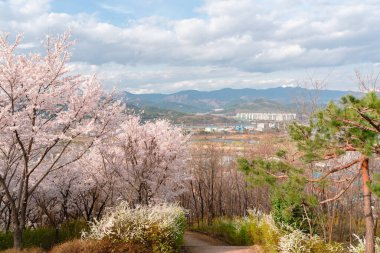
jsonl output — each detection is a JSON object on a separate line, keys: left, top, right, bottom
{"left": 121, "top": 87, "right": 360, "bottom": 114}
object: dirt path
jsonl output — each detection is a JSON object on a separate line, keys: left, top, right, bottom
{"left": 183, "top": 231, "right": 261, "bottom": 253}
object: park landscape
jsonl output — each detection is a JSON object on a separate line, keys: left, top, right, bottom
{"left": 1, "top": 1, "right": 380, "bottom": 253}
{"left": 0, "top": 32, "right": 380, "bottom": 252}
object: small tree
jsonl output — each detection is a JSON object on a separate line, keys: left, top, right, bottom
{"left": 0, "top": 32, "right": 123, "bottom": 248}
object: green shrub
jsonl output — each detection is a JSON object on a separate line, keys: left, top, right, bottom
{"left": 22, "top": 227, "right": 57, "bottom": 249}
{"left": 0, "top": 227, "right": 56, "bottom": 250}
{"left": 0, "top": 247, "right": 45, "bottom": 253}
{"left": 58, "top": 220, "right": 89, "bottom": 243}
{"left": 0, "top": 232, "right": 13, "bottom": 250}
{"left": 0, "top": 220, "right": 87, "bottom": 251}
{"left": 248, "top": 210, "right": 281, "bottom": 253}
{"left": 237, "top": 220, "right": 252, "bottom": 245}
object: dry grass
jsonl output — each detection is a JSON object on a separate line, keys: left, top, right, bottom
{"left": 0, "top": 239, "right": 150, "bottom": 253}
{"left": 49, "top": 239, "right": 149, "bottom": 253}
{"left": 49, "top": 240, "right": 101, "bottom": 253}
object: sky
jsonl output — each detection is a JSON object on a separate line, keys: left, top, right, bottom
{"left": 1, "top": 0, "right": 380, "bottom": 93}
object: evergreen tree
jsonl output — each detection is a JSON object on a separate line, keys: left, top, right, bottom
{"left": 238, "top": 155, "right": 317, "bottom": 233}
{"left": 240, "top": 92, "right": 380, "bottom": 253}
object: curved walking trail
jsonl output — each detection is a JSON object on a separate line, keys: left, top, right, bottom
{"left": 183, "top": 231, "right": 261, "bottom": 253}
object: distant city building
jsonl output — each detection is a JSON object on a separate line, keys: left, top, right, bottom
{"left": 256, "top": 122, "right": 265, "bottom": 131}
{"left": 236, "top": 112, "right": 296, "bottom": 122}
{"left": 234, "top": 124, "right": 245, "bottom": 132}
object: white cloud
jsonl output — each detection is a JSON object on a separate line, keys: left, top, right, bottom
{"left": 1, "top": 0, "right": 380, "bottom": 92}
{"left": 255, "top": 44, "right": 305, "bottom": 62}
{"left": 99, "top": 3, "right": 133, "bottom": 15}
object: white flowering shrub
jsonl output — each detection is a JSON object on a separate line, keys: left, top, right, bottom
{"left": 248, "top": 209, "right": 280, "bottom": 233}
{"left": 278, "top": 229, "right": 345, "bottom": 253}
{"left": 349, "top": 234, "right": 380, "bottom": 253}
{"left": 279, "top": 229, "right": 311, "bottom": 253}
{"left": 247, "top": 209, "right": 345, "bottom": 253}
{"left": 82, "top": 202, "right": 186, "bottom": 253}
{"left": 196, "top": 208, "right": 346, "bottom": 253}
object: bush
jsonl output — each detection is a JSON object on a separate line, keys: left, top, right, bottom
{"left": 193, "top": 210, "right": 280, "bottom": 249}
{"left": 248, "top": 209, "right": 281, "bottom": 252}
{"left": 278, "top": 230, "right": 310, "bottom": 253}
{"left": 0, "top": 248, "right": 45, "bottom": 253}
{"left": 49, "top": 240, "right": 100, "bottom": 253}
{"left": 58, "top": 220, "right": 89, "bottom": 243}
{"left": 23, "top": 227, "right": 57, "bottom": 249}
{"left": 278, "top": 229, "right": 345, "bottom": 253}
{"left": 0, "top": 232, "right": 13, "bottom": 250}
{"left": 82, "top": 202, "right": 186, "bottom": 253}
{"left": 192, "top": 209, "right": 346, "bottom": 253}
{"left": 0, "top": 220, "right": 87, "bottom": 251}
{"left": 0, "top": 227, "right": 56, "bottom": 250}
{"left": 207, "top": 217, "right": 252, "bottom": 245}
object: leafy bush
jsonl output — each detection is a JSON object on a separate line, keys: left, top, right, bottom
{"left": 0, "top": 232, "right": 13, "bottom": 250}
{"left": 0, "top": 227, "right": 56, "bottom": 250}
{"left": 82, "top": 202, "right": 186, "bottom": 253}
{"left": 22, "top": 227, "right": 57, "bottom": 249}
{"left": 58, "top": 220, "right": 89, "bottom": 243}
{"left": 193, "top": 210, "right": 280, "bottom": 249}
{"left": 248, "top": 209, "right": 281, "bottom": 253}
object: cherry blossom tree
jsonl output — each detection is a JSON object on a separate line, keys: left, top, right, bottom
{"left": 29, "top": 116, "right": 190, "bottom": 227}
{"left": 0, "top": 32, "right": 123, "bottom": 249}
{"left": 85, "top": 116, "right": 191, "bottom": 205}
{"left": 31, "top": 157, "right": 112, "bottom": 226}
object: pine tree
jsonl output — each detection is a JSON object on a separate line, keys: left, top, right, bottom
{"left": 240, "top": 92, "right": 380, "bottom": 253}
{"left": 292, "top": 92, "right": 380, "bottom": 253}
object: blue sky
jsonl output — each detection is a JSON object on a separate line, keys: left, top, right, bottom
{"left": 1, "top": 0, "right": 380, "bottom": 93}
{"left": 51, "top": 0, "right": 204, "bottom": 24}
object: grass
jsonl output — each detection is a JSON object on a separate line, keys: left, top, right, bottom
{"left": 0, "top": 239, "right": 151, "bottom": 253}
{"left": 49, "top": 239, "right": 149, "bottom": 253}
{"left": 193, "top": 218, "right": 254, "bottom": 246}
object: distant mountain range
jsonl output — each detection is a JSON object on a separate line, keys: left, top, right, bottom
{"left": 120, "top": 87, "right": 360, "bottom": 117}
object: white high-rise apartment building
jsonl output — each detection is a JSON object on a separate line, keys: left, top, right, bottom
{"left": 236, "top": 112, "right": 296, "bottom": 121}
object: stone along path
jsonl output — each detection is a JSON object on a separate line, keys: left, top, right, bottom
{"left": 183, "top": 231, "right": 261, "bottom": 253}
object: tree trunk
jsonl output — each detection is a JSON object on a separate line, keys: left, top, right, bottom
{"left": 13, "top": 222, "right": 22, "bottom": 249}
{"left": 361, "top": 157, "right": 375, "bottom": 253}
